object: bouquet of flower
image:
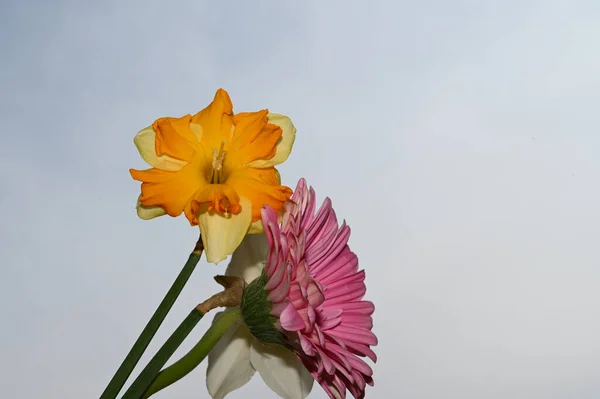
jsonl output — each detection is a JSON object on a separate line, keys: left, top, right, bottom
{"left": 99, "top": 89, "right": 377, "bottom": 399}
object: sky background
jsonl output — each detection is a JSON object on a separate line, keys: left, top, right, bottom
{"left": 1, "top": 1, "right": 600, "bottom": 398}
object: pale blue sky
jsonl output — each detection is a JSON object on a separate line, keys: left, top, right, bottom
{"left": 1, "top": 1, "right": 600, "bottom": 398}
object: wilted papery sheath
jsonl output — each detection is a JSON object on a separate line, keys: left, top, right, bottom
{"left": 130, "top": 89, "right": 296, "bottom": 263}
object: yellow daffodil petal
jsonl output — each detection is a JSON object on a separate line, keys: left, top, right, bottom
{"left": 191, "top": 89, "right": 234, "bottom": 151}
{"left": 226, "top": 167, "right": 293, "bottom": 221}
{"left": 226, "top": 110, "right": 281, "bottom": 167}
{"left": 198, "top": 197, "right": 253, "bottom": 264}
{"left": 153, "top": 115, "right": 198, "bottom": 162}
{"left": 135, "top": 197, "right": 167, "bottom": 220}
{"left": 133, "top": 126, "right": 188, "bottom": 172}
{"left": 231, "top": 110, "right": 270, "bottom": 145}
{"left": 246, "top": 113, "right": 296, "bottom": 168}
{"left": 130, "top": 159, "right": 205, "bottom": 217}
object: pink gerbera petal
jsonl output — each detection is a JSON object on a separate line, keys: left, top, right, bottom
{"left": 260, "top": 178, "right": 377, "bottom": 399}
{"left": 280, "top": 302, "right": 307, "bottom": 331}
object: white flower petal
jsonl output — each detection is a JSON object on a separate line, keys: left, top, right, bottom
{"left": 199, "top": 197, "right": 253, "bottom": 264}
{"left": 247, "top": 113, "right": 296, "bottom": 168}
{"left": 225, "top": 232, "right": 269, "bottom": 283}
{"left": 135, "top": 197, "right": 166, "bottom": 220}
{"left": 207, "top": 312, "right": 256, "bottom": 399}
{"left": 250, "top": 338, "right": 314, "bottom": 399}
{"left": 133, "top": 125, "right": 188, "bottom": 171}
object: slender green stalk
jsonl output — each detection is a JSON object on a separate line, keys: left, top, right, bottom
{"left": 100, "top": 241, "right": 203, "bottom": 399}
{"left": 121, "top": 309, "right": 204, "bottom": 399}
{"left": 142, "top": 307, "right": 243, "bottom": 398}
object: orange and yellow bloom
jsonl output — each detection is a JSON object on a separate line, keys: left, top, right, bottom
{"left": 130, "top": 89, "right": 296, "bottom": 263}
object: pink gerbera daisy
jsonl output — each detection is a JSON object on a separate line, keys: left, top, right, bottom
{"left": 240, "top": 178, "right": 377, "bottom": 399}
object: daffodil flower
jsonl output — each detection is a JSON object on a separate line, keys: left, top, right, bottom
{"left": 130, "top": 89, "right": 296, "bottom": 263}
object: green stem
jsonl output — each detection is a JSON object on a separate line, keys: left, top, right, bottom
{"left": 142, "top": 307, "right": 243, "bottom": 398}
{"left": 100, "top": 244, "right": 203, "bottom": 399}
{"left": 121, "top": 308, "right": 204, "bottom": 399}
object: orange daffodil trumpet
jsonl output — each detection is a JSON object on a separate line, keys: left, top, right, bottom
{"left": 130, "top": 89, "right": 296, "bottom": 263}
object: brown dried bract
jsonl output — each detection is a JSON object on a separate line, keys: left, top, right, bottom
{"left": 195, "top": 275, "right": 245, "bottom": 314}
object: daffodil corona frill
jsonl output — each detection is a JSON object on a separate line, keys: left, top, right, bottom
{"left": 207, "top": 179, "right": 377, "bottom": 399}
{"left": 130, "top": 89, "right": 296, "bottom": 263}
